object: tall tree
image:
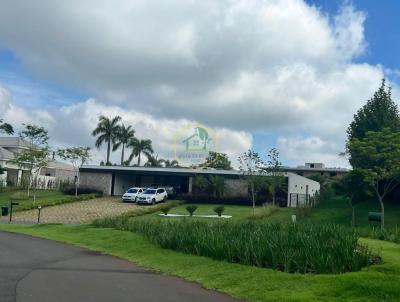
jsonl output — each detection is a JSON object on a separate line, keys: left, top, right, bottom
{"left": 238, "top": 150, "right": 264, "bottom": 215}
{"left": 112, "top": 124, "right": 135, "bottom": 165}
{"left": 348, "top": 128, "right": 400, "bottom": 229}
{"left": 201, "top": 151, "right": 232, "bottom": 170}
{"left": 265, "top": 148, "right": 284, "bottom": 205}
{"left": 0, "top": 119, "right": 14, "bottom": 135}
{"left": 346, "top": 79, "right": 400, "bottom": 167}
{"left": 127, "top": 138, "right": 153, "bottom": 166}
{"left": 57, "top": 147, "right": 91, "bottom": 196}
{"left": 92, "top": 115, "right": 121, "bottom": 165}
{"left": 11, "top": 124, "right": 49, "bottom": 200}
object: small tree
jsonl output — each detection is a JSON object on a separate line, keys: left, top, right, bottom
{"left": 192, "top": 175, "right": 225, "bottom": 198}
{"left": 186, "top": 205, "right": 198, "bottom": 216}
{"left": 57, "top": 147, "right": 91, "bottom": 196}
{"left": 238, "top": 150, "right": 264, "bottom": 215}
{"left": 11, "top": 124, "right": 49, "bottom": 197}
{"left": 265, "top": 148, "right": 284, "bottom": 205}
{"left": 0, "top": 119, "right": 14, "bottom": 135}
{"left": 348, "top": 128, "right": 400, "bottom": 229}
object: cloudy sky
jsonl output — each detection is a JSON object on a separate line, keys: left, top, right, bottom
{"left": 0, "top": 0, "right": 399, "bottom": 167}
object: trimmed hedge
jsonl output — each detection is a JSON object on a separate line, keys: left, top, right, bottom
{"left": 62, "top": 185, "right": 103, "bottom": 196}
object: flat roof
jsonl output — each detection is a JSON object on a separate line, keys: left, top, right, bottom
{"left": 282, "top": 166, "right": 348, "bottom": 173}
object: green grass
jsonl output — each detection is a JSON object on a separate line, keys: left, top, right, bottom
{"left": 0, "top": 190, "right": 99, "bottom": 211}
{"left": 0, "top": 223, "right": 399, "bottom": 301}
{"left": 302, "top": 196, "right": 400, "bottom": 231}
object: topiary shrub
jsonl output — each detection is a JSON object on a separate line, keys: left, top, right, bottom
{"left": 161, "top": 203, "right": 174, "bottom": 215}
{"left": 213, "top": 206, "right": 225, "bottom": 217}
{"left": 186, "top": 205, "right": 198, "bottom": 216}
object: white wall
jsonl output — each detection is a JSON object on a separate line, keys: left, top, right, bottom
{"left": 114, "top": 174, "right": 137, "bottom": 195}
{"left": 287, "top": 172, "right": 320, "bottom": 207}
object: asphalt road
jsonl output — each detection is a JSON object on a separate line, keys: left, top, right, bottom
{"left": 0, "top": 232, "right": 241, "bottom": 302}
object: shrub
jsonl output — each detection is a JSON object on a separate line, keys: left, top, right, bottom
{"left": 121, "top": 220, "right": 376, "bottom": 274}
{"left": 213, "top": 206, "right": 225, "bottom": 217}
{"left": 186, "top": 205, "right": 198, "bottom": 216}
{"left": 364, "top": 227, "right": 400, "bottom": 244}
{"left": 161, "top": 203, "right": 174, "bottom": 215}
{"left": 62, "top": 185, "right": 103, "bottom": 196}
{"left": 248, "top": 204, "right": 279, "bottom": 220}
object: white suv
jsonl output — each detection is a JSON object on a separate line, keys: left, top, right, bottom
{"left": 122, "top": 187, "right": 144, "bottom": 202}
{"left": 137, "top": 188, "right": 168, "bottom": 205}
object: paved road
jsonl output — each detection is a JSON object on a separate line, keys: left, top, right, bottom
{"left": 0, "top": 232, "right": 241, "bottom": 302}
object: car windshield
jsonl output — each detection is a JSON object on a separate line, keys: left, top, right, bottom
{"left": 143, "top": 189, "right": 156, "bottom": 194}
{"left": 126, "top": 189, "right": 138, "bottom": 193}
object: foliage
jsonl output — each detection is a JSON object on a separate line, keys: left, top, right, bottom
{"left": 363, "top": 227, "right": 400, "bottom": 244}
{"left": 127, "top": 138, "right": 153, "bottom": 166}
{"left": 213, "top": 205, "right": 225, "bottom": 216}
{"left": 192, "top": 175, "right": 225, "bottom": 198}
{"left": 186, "top": 205, "right": 198, "bottom": 216}
{"left": 123, "top": 219, "right": 375, "bottom": 274}
{"left": 163, "top": 159, "right": 179, "bottom": 167}
{"left": 92, "top": 115, "right": 122, "bottom": 164}
{"left": 112, "top": 124, "right": 135, "bottom": 165}
{"left": 144, "top": 154, "right": 164, "bottom": 167}
{"left": 10, "top": 191, "right": 29, "bottom": 200}
{"left": 248, "top": 204, "right": 279, "bottom": 220}
{"left": 348, "top": 128, "right": 400, "bottom": 229}
{"left": 201, "top": 151, "right": 232, "bottom": 170}
{"left": 62, "top": 185, "right": 103, "bottom": 196}
{"left": 20, "top": 124, "right": 49, "bottom": 146}
{"left": 57, "top": 146, "right": 91, "bottom": 196}
{"left": 346, "top": 79, "right": 400, "bottom": 167}
{"left": 0, "top": 119, "right": 13, "bottom": 135}
{"left": 179, "top": 193, "right": 256, "bottom": 206}
{"left": 238, "top": 149, "right": 264, "bottom": 214}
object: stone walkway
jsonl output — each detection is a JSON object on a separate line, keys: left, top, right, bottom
{"left": 0, "top": 197, "right": 140, "bottom": 224}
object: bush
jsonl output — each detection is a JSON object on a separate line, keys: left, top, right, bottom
{"left": 186, "top": 205, "right": 198, "bottom": 216}
{"left": 213, "top": 206, "right": 225, "bottom": 216}
{"left": 62, "top": 185, "right": 103, "bottom": 196}
{"left": 161, "top": 203, "right": 174, "bottom": 215}
{"left": 248, "top": 204, "right": 279, "bottom": 220}
{"left": 363, "top": 227, "right": 400, "bottom": 244}
{"left": 124, "top": 220, "right": 376, "bottom": 274}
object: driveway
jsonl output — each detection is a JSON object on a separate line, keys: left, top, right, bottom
{"left": 0, "top": 232, "right": 241, "bottom": 302}
{"left": 0, "top": 197, "right": 142, "bottom": 224}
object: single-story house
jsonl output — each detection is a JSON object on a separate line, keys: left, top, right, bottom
{"left": 79, "top": 165, "right": 320, "bottom": 207}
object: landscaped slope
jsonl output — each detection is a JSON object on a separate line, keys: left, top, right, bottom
{"left": 1, "top": 224, "right": 399, "bottom": 302}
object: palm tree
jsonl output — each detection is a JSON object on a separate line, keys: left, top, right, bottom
{"left": 163, "top": 159, "right": 179, "bottom": 167}
{"left": 92, "top": 115, "right": 121, "bottom": 164}
{"left": 127, "top": 138, "right": 153, "bottom": 166}
{"left": 113, "top": 124, "right": 135, "bottom": 165}
{"left": 144, "top": 154, "right": 164, "bottom": 167}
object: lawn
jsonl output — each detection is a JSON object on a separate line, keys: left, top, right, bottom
{"left": 0, "top": 189, "right": 99, "bottom": 211}
{"left": 0, "top": 223, "right": 399, "bottom": 302}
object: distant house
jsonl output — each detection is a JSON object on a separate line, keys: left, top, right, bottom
{"left": 282, "top": 162, "right": 348, "bottom": 178}
{"left": 0, "top": 137, "right": 75, "bottom": 188}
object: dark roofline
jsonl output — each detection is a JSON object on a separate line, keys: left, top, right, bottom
{"left": 282, "top": 166, "right": 348, "bottom": 173}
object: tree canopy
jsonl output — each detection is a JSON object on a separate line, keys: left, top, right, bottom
{"left": 346, "top": 79, "right": 400, "bottom": 167}
{"left": 201, "top": 151, "right": 232, "bottom": 170}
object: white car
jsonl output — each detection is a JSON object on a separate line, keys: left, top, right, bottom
{"left": 137, "top": 188, "right": 168, "bottom": 205}
{"left": 122, "top": 187, "right": 144, "bottom": 202}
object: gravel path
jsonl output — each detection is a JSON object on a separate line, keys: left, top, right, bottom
{"left": 0, "top": 197, "right": 140, "bottom": 224}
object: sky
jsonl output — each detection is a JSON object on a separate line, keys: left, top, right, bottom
{"left": 0, "top": 0, "right": 399, "bottom": 168}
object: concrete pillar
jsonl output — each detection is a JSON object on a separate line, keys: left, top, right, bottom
{"left": 17, "top": 170, "right": 23, "bottom": 187}
{"left": 188, "top": 176, "right": 193, "bottom": 194}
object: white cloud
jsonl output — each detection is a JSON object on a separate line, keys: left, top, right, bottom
{"left": 0, "top": 85, "right": 252, "bottom": 166}
{"left": 0, "top": 0, "right": 396, "bottom": 167}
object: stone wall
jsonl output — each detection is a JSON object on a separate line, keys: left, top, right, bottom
{"left": 223, "top": 178, "right": 248, "bottom": 198}
{"left": 79, "top": 172, "right": 112, "bottom": 195}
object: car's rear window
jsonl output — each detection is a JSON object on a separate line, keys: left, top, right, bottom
{"left": 144, "top": 189, "right": 156, "bottom": 194}
{"left": 127, "top": 189, "right": 138, "bottom": 193}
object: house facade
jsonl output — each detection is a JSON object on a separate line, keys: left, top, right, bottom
{"left": 0, "top": 137, "right": 76, "bottom": 188}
